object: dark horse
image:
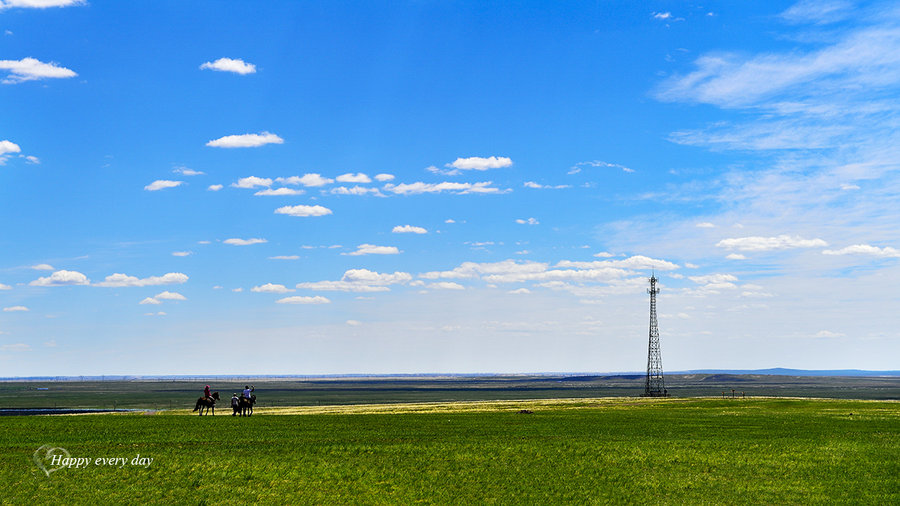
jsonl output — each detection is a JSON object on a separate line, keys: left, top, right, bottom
{"left": 193, "top": 391, "right": 220, "bottom": 416}
{"left": 233, "top": 394, "right": 256, "bottom": 417}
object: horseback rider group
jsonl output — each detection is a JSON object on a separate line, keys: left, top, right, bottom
{"left": 199, "top": 384, "right": 255, "bottom": 416}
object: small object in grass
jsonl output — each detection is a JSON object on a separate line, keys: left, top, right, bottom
{"left": 517, "top": 409, "right": 533, "bottom": 414}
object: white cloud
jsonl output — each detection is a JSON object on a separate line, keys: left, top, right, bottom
{"left": 206, "top": 132, "right": 283, "bottom": 148}
{"left": 140, "top": 291, "right": 186, "bottom": 305}
{"left": 144, "top": 311, "right": 167, "bottom": 316}
{"left": 274, "top": 204, "right": 333, "bottom": 217}
{"left": 251, "top": 283, "right": 293, "bottom": 294}
{"left": 523, "top": 181, "right": 570, "bottom": 189}
{"left": 383, "top": 181, "right": 507, "bottom": 195}
{"left": 814, "top": 330, "right": 845, "bottom": 338}
{"left": 276, "top": 174, "right": 334, "bottom": 187}
{"left": 173, "top": 166, "right": 204, "bottom": 176}
{"left": 24, "top": 155, "right": 39, "bottom": 164}
{"left": 593, "top": 252, "right": 614, "bottom": 258}
{"left": 445, "top": 219, "right": 456, "bottom": 224}
{"left": 696, "top": 222, "right": 716, "bottom": 228}
{"left": 207, "top": 184, "right": 224, "bottom": 191}
{"left": 0, "top": 283, "right": 10, "bottom": 290}
{"left": 568, "top": 160, "right": 634, "bottom": 175}
{"left": 653, "top": 11, "right": 672, "bottom": 20}
{"left": 330, "top": 186, "right": 384, "bottom": 196}
{"left": 557, "top": 255, "right": 680, "bottom": 271}
{"left": 269, "top": 255, "right": 299, "bottom": 260}
{"left": 231, "top": 176, "right": 273, "bottom": 189}
{"left": 374, "top": 173, "right": 395, "bottom": 182}
{"left": 840, "top": 183, "right": 860, "bottom": 191}
{"left": 0, "top": 0, "right": 84, "bottom": 9}
{"left": 0, "top": 140, "right": 21, "bottom": 164}
{"left": 448, "top": 156, "right": 512, "bottom": 171}
{"left": 95, "top": 272, "right": 188, "bottom": 288}
{"left": 29, "top": 270, "right": 89, "bottom": 286}
{"left": 716, "top": 235, "right": 828, "bottom": 252}
{"left": 31, "top": 264, "right": 54, "bottom": 271}
{"left": 199, "top": 57, "right": 256, "bottom": 75}
{"left": 726, "top": 253, "right": 747, "bottom": 260}
{"left": 780, "top": 0, "right": 853, "bottom": 25}
{"left": 822, "top": 244, "right": 900, "bottom": 258}
{"left": 276, "top": 295, "right": 330, "bottom": 304}
{"left": 689, "top": 273, "right": 738, "bottom": 285}
{"left": 336, "top": 172, "right": 371, "bottom": 183}
{"left": 144, "top": 180, "right": 184, "bottom": 191}
{"left": 223, "top": 238, "right": 267, "bottom": 246}
{"left": 427, "top": 282, "right": 465, "bottom": 290}
{"left": 0, "top": 57, "right": 77, "bottom": 84}
{"left": 296, "top": 269, "right": 412, "bottom": 292}
{"left": 172, "top": 251, "right": 192, "bottom": 257}
{"left": 344, "top": 244, "right": 401, "bottom": 256}
{"left": 392, "top": 225, "right": 427, "bottom": 234}
{"left": 346, "top": 320, "right": 362, "bottom": 326}
{"left": 516, "top": 218, "right": 539, "bottom": 225}
{"left": 255, "top": 187, "right": 305, "bottom": 196}
{"left": 3, "top": 305, "right": 28, "bottom": 312}
{"left": 508, "top": 288, "right": 531, "bottom": 294}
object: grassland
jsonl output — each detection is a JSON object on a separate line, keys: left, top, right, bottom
{"left": 2, "top": 373, "right": 898, "bottom": 411}
{"left": 2, "top": 397, "right": 898, "bottom": 504}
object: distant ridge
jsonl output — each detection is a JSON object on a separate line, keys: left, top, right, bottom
{"left": 1, "top": 368, "right": 898, "bottom": 381}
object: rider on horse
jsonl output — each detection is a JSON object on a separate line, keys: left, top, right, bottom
{"left": 204, "top": 385, "right": 212, "bottom": 400}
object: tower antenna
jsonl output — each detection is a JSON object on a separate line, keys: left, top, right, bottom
{"left": 643, "top": 272, "right": 667, "bottom": 397}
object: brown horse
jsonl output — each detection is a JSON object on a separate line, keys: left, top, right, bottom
{"left": 193, "top": 391, "right": 220, "bottom": 416}
{"left": 236, "top": 394, "right": 256, "bottom": 417}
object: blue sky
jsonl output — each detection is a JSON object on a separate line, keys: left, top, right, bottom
{"left": 2, "top": 0, "right": 899, "bottom": 375}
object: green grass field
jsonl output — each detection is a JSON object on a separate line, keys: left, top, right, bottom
{"left": 2, "top": 398, "right": 897, "bottom": 504}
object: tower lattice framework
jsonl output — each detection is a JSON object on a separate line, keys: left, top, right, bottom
{"left": 644, "top": 274, "right": 666, "bottom": 397}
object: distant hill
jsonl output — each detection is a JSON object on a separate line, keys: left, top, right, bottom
{"left": 675, "top": 368, "right": 900, "bottom": 377}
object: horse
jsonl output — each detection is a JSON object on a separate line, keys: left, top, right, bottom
{"left": 193, "top": 391, "right": 220, "bottom": 416}
{"left": 237, "top": 394, "right": 256, "bottom": 417}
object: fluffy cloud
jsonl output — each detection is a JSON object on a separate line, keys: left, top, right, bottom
{"left": 173, "top": 166, "right": 204, "bottom": 176}
{"left": 274, "top": 205, "right": 333, "bottom": 217}
{"left": 336, "top": 173, "right": 371, "bottom": 183}
{"left": 0, "top": 57, "right": 77, "bottom": 84}
{"left": 255, "top": 188, "right": 305, "bottom": 196}
{"left": 276, "top": 174, "right": 334, "bottom": 187}
{"left": 392, "top": 225, "right": 427, "bottom": 234}
{"left": 144, "top": 180, "right": 184, "bottom": 191}
{"left": 29, "top": 270, "right": 89, "bottom": 286}
{"left": 344, "top": 244, "right": 400, "bottom": 256}
{"left": 716, "top": 235, "right": 828, "bottom": 252}
{"left": 31, "top": 264, "right": 54, "bottom": 271}
{"left": 207, "top": 184, "right": 224, "bottom": 191}
{"left": 516, "top": 218, "right": 539, "bottom": 225}
{"left": 0, "top": 0, "right": 84, "bottom": 9}
{"left": 269, "top": 255, "right": 299, "bottom": 260}
{"left": 251, "top": 283, "right": 293, "bottom": 293}
{"left": 276, "top": 295, "right": 330, "bottom": 304}
{"left": 0, "top": 140, "right": 20, "bottom": 164}
{"left": 0, "top": 283, "right": 11, "bottom": 290}
{"left": 374, "top": 173, "right": 395, "bottom": 182}
{"left": 523, "top": 181, "right": 570, "bottom": 189}
{"left": 296, "top": 269, "right": 412, "bottom": 292}
{"left": 199, "top": 57, "right": 256, "bottom": 75}
{"left": 822, "top": 244, "right": 900, "bottom": 258}
{"left": 447, "top": 156, "right": 512, "bottom": 171}
{"left": 140, "top": 291, "right": 186, "bottom": 305}
{"left": 231, "top": 176, "right": 273, "bottom": 189}
{"left": 223, "top": 238, "right": 267, "bottom": 246}
{"left": 206, "top": 132, "right": 283, "bottom": 148}
{"left": 556, "top": 255, "right": 679, "bottom": 271}
{"left": 172, "top": 251, "right": 192, "bottom": 257}
{"left": 427, "top": 282, "right": 465, "bottom": 290}
{"left": 3, "top": 306, "right": 28, "bottom": 312}
{"left": 95, "top": 272, "right": 188, "bottom": 287}
{"left": 568, "top": 160, "right": 634, "bottom": 175}
{"left": 330, "top": 186, "right": 383, "bottom": 196}
{"left": 383, "top": 181, "right": 507, "bottom": 195}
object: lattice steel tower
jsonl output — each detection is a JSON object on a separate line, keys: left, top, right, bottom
{"left": 644, "top": 273, "right": 666, "bottom": 397}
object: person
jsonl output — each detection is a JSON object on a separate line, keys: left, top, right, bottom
{"left": 242, "top": 385, "right": 254, "bottom": 399}
{"left": 231, "top": 393, "right": 240, "bottom": 415}
{"left": 204, "top": 384, "right": 211, "bottom": 400}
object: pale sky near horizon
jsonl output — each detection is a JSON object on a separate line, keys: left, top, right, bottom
{"left": 2, "top": 0, "right": 899, "bottom": 376}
